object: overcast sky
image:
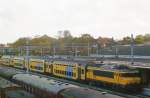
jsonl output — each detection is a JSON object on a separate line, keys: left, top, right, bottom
{"left": 0, "top": 0, "right": 150, "bottom": 43}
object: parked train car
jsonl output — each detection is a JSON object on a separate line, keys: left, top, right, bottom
{"left": 29, "top": 58, "right": 53, "bottom": 74}
{"left": 12, "top": 73, "right": 124, "bottom": 98}
{"left": 0, "top": 66, "right": 22, "bottom": 79}
{"left": 13, "top": 56, "right": 25, "bottom": 69}
{"left": 0, "top": 76, "right": 39, "bottom": 98}
{"left": 52, "top": 60, "right": 79, "bottom": 80}
{"left": 86, "top": 63, "right": 141, "bottom": 89}
{"left": 0, "top": 55, "right": 13, "bottom": 66}
{"left": 52, "top": 60, "right": 103, "bottom": 81}
{"left": 0, "top": 55, "right": 142, "bottom": 91}
{"left": 52, "top": 60, "right": 141, "bottom": 90}
{"left": 0, "top": 66, "right": 124, "bottom": 98}
{"left": 29, "top": 58, "right": 45, "bottom": 73}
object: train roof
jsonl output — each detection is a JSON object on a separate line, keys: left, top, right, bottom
{"left": 53, "top": 60, "right": 78, "bottom": 66}
{"left": 0, "top": 66, "right": 22, "bottom": 78}
{"left": 0, "top": 77, "right": 19, "bottom": 89}
{"left": 99, "top": 64, "right": 138, "bottom": 72}
{"left": 13, "top": 74, "right": 78, "bottom": 94}
{"left": 30, "top": 58, "right": 45, "bottom": 62}
{"left": 52, "top": 60, "right": 103, "bottom": 67}
{"left": 13, "top": 56, "right": 24, "bottom": 60}
{"left": 1, "top": 55, "right": 12, "bottom": 59}
{"left": 61, "top": 87, "right": 124, "bottom": 98}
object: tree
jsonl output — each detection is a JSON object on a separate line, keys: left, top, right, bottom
{"left": 80, "top": 34, "right": 95, "bottom": 43}
{"left": 135, "top": 35, "right": 144, "bottom": 44}
{"left": 121, "top": 36, "right": 131, "bottom": 44}
{"left": 97, "top": 37, "right": 113, "bottom": 47}
{"left": 12, "top": 37, "right": 31, "bottom": 47}
{"left": 144, "top": 34, "right": 150, "bottom": 42}
{"left": 31, "top": 34, "right": 55, "bottom": 46}
{"left": 63, "top": 30, "right": 72, "bottom": 38}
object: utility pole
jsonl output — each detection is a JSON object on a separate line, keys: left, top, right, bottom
{"left": 75, "top": 47, "right": 77, "bottom": 57}
{"left": 18, "top": 47, "right": 21, "bottom": 56}
{"left": 41, "top": 48, "right": 43, "bottom": 56}
{"left": 88, "top": 43, "right": 90, "bottom": 56}
{"left": 53, "top": 47, "right": 56, "bottom": 57}
{"left": 26, "top": 38, "right": 29, "bottom": 73}
{"left": 115, "top": 45, "right": 118, "bottom": 58}
{"left": 131, "top": 34, "right": 134, "bottom": 64}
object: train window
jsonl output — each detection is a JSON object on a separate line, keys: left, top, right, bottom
{"left": 73, "top": 73, "right": 76, "bottom": 77}
{"left": 121, "top": 73, "right": 139, "bottom": 77}
{"left": 71, "top": 72, "right": 73, "bottom": 76}
{"left": 87, "top": 69, "right": 92, "bottom": 72}
{"left": 93, "top": 70, "right": 114, "bottom": 78}
{"left": 69, "top": 72, "right": 71, "bottom": 76}
{"left": 81, "top": 69, "right": 84, "bottom": 74}
{"left": 62, "top": 71, "right": 64, "bottom": 74}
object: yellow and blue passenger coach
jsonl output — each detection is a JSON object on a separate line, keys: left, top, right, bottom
{"left": 0, "top": 55, "right": 13, "bottom": 66}
{"left": 52, "top": 60, "right": 90, "bottom": 81}
{"left": 53, "top": 61, "right": 79, "bottom": 80}
{"left": 29, "top": 59, "right": 45, "bottom": 73}
{"left": 13, "top": 57, "right": 25, "bottom": 69}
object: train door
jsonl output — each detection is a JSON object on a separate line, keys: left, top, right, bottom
{"left": 80, "top": 67, "right": 86, "bottom": 80}
{"left": 86, "top": 68, "right": 94, "bottom": 80}
{"left": 114, "top": 72, "right": 120, "bottom": 83}
{"left": 78, "top": 66, "right": 81, "bottom": 80}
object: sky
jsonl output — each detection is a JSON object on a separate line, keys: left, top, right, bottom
{"left": 0, "top": 0, "right": 150, "bottom": 43}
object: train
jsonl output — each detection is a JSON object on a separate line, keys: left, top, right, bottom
{"left": 0, "top": 55, "right": 141, "bottom": 91}
{"left": 0, "top": 76, "right": 39, "bottom": 98}
{"left": 0, "top": 66, "right": 124, "bottom": 98}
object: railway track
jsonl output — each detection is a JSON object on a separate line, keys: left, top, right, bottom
{"left": 0, "top": 65, "right": 149, "bottom": 98}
